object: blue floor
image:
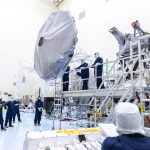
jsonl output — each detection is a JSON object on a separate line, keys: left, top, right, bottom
{"left": 0, "top": 112, "right": 79, "bottom": 150}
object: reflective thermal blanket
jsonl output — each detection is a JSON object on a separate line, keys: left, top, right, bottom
{"left": 34, "top": 11, "right": 78, "bottom": 80}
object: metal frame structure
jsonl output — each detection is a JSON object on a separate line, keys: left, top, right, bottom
{"left": 49, "top": 34, "right": 150, "bottom": 130}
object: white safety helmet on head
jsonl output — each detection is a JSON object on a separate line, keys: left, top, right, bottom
{"left": 115, "top": 102, "right": 145, "bottom": 135}
{"left": 94, "top": 52, "right": 99, "bottom": 59}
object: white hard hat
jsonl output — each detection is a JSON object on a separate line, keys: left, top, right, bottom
{"left": 115, "top": 102, "right": 145, "bottom": 135}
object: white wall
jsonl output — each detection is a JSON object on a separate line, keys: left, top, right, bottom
{"left": 59, "top": 0, "right": 150, "bottom": 60}
{"left": 0, "top": 0, "right": 54, "bottom": 93}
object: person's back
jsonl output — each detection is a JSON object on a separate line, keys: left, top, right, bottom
{"left": 0, "top": 100, "right": 4, "bottom": 121}
{"left": 13, "top": 100, "right": 20, "bottom": 110}
{"left": 35, "top": 99, "right": 43, "bottom": 111}
{"left": 80, "top": 62, "right": 89, "bottom": 79}
{"left": 6, "top": 100, "right": 14, "bottom": 112}
{"left": 62, "top": 66, "right": 70, "bottom": 91}
{"left": 5, "top": 95, "right": 14, "bottom": 127}
{"left": 92, "top": 52, "right": 104, "bottom": 89}
{"left": 94, "top": 57, "right": 103, "bottom": 76}
{"left": 76, "top": 59, "right": 89, "bottom": 90}
{"left": 62, "top": 66, "right": 70, "bottom": 82}
{"left": 34, "top": 97, "right": 43, "bottom": 126}
{"left": 102, "top": 133, "right": 150, "bottom": 150}
{"left": 0, "top": 100, "right": 4, "bottom": 115}
{"left": 102, "top": 102, "right": 150, "bottom": 150}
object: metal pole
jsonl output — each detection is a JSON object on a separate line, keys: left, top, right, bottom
{"left": 52, "top": 115, "right": 55, "bottom": 130}
{"left": 138, "top": 39, "right": 143, "bottom": 100}
{"left": 59, "top": 93, "right": 63, "bottom": 130}
{"left": 122, "top": 58, "right": 125, "bottom": 87}
{"left": 52, "top": 78, "right": 56, "bottom": 130}
{"left": 106, "top": 59, "right": 109, "bottom": 86}
{"left": 106, "top": 58, "right": 109, "bottom": 78}
{"left": 130, "top": 41, "right": 134, "bottom": 101}
{"left": 95, "top": 64, "right": 97, "bottom": 90}
{"left": 94, "top": 97, "right": 97, "bottom": 127}
{"left": 39, "top": 87, "right": 41, "bottom": 97}
{"left": 130, "top": 41, "right": 133, "bottom": 87}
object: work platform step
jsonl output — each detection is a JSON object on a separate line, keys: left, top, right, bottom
{"left": 53, "top": 109, "right": 61, "bottom": 111}
{"left": 144, "top": 87, "right": 150, "bottom": 92}
{"left": 54, "top": 98, "right": 61, "bottom": 100}
{"left": 54, "top": 104, "right": 61, "bottom": 106}
{"left": 62, "top": 88, "right": 127, "bottom": 98}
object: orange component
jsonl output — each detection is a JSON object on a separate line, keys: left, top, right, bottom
{"left": 146, "top": 116, "right": 150, "bottom": 125}
{"left": 135, "top": 92, "right": 140, "bottom": 103}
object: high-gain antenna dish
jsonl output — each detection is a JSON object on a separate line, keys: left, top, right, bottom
{"left": 34, "top": 11, "right": 78, "bottom": 80}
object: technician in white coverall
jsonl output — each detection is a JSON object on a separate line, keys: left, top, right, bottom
{"left": 102, "top": 102, "right": 150, "bottom": 150}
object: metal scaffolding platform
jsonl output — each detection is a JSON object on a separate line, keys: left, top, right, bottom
{"left": 62, "top": 88, "right": 126, "bottom": 98}
{"left": 48, "top": 33, "right": 150, "bottom": 129}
